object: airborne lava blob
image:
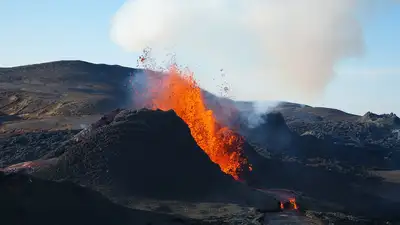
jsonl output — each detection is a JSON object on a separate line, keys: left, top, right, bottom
{"left": 146, "top": 66, "right": 251, "bottom": 180}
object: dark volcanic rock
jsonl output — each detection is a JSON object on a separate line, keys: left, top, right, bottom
{"left": 0, "top": 171, "right": 214, "bottom": 225}
{"left": 360, "top": 112, "right": 400, "bottom": 126}
{"left": 0, "top": 130, "right": 78, "bottom": 167}
{"left": 32, "top": 108, "right": 278, "bottom": 210}
{"left": 244, "top": 112, "right": 293, "bottom": 152}
{"left": 278, "top": 105, "right": 400, "bottom": 149}
{"left": 46, "top": 109, "right": 230, "bottom": 199}
{"left": 72, "top": 108, "right": 123, "bottom": 142}
{"left": 243, "top": 140, "right": 400, "bottom": 222}
{"left": 248, "top": 104, "right": 400, "bottom": 172}
{"left": 222, "top": 107, "right": 400, "bottom": 222}
{"left": 0, "top": 171, "right": 130, "bottom": 225}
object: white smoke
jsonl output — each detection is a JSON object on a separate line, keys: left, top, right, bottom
{"left": 110, "top": 0, "right": 366, "bottom": 103}
{"left": 127, "top": 69, "right": 167, "bottom": 109}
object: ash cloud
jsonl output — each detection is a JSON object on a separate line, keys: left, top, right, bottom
{"left": 110, "top": 0, "right": 366, "bottom": 104}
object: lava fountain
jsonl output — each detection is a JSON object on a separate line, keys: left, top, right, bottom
{"left": 140, "top": 65, "right": 251, "bottom": 180}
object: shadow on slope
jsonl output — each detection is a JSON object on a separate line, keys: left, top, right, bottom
{"left": 0, "top": 171, "right": 213, "bottom": 225}
{"left": 0, "top": 112, "right": 21, "bottom": 124}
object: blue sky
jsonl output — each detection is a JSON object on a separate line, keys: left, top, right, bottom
{"left": 1, "top": 1, "right": 399, "bottom": 115}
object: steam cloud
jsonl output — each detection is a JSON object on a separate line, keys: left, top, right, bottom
{"left": 110, "top": 0, "right": 365, "bottom": 103}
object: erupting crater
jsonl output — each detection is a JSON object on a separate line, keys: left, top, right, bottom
{"left": 142, "top": 65, "right": 251, "bottom": 180}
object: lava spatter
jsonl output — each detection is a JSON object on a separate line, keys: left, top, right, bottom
{"left": 147, "top": 66, "right": 251, "bottom": 179}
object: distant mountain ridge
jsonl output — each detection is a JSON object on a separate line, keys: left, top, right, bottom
{"left": 0, "top": 60, "right": 136, "bottom": 117}
{"left": 1, "top": 60, "right": 399, "bottom": 150}
{"left": 2, "top": 59, "right": 398, "bottom": 114}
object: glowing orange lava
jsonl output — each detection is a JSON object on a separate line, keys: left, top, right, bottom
{"left": 280, "top": 198, "right": 299, "bottom": 210}
{"left": 148, "top": 66, "right": 251, "bottom": 179}
{"left": 289, "top": 198, "right": 299, "bottom": 210}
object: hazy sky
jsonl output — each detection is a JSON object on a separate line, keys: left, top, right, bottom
{"left": 1, "top": 1, "right": 399, "bottom": 115}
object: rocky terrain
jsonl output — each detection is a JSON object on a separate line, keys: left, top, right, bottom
{"left": 1, "top": 108, "right": 279, "bottom": 225}
{"left": 277, "top": 103, "right": 400, "bottom": 149}
{"left": 1, "top": 60, "right": 400, "bottom": 224}
{"left": 0, "top": 171, "right": 221, "bottom": 225}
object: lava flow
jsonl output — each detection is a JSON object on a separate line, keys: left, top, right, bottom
{"left": 147, "top": 66, "right": 251, "bottom": 179}
{"left": 280, "top": 198, "right": 299, "bottom": 210}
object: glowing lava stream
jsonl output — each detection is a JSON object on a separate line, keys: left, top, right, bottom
{"left": 148, "top": 66, "right": 251, "bottom": 179}
{"left": 280, "top": 198, "right": 299, "bottom": 210}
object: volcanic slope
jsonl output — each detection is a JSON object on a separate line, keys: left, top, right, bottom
{"left": 0, "top": 60, "right": 134, "bottom": 118}
{"left": 0, "top": 171, "right": 220, "bottom": 225}
{"left": 20, "top": 108, "right": 279, "bottom": 211}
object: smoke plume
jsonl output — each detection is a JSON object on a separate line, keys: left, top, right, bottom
{"left": 110, "top": 0, "right": 365, "bottom": 103}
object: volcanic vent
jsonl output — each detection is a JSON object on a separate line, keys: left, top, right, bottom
{"left": 132, "top": 66, "right": 252, "bottom": 180}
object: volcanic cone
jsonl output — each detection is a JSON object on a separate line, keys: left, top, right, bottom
{"left": 31, "top": 108, "right": 277, "bottom": 210}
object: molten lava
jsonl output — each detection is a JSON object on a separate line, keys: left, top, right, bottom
{"left": 289, "top": 198, "right": 299, "bottom": 210}
{"left": 148, "top": 66, "right": 251, "bottom": 179}
{"left": 280, "top": 198, "right": 299, "bottom": 210}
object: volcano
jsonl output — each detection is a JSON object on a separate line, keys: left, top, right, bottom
{"left": 13, "top": 108, "right": 278, "bottom": 211}
{"left": 2, "top": 60, "right": 400, "bottom": 224}
{"left": 131, "top": 67, "right": 252, "bottom": 179}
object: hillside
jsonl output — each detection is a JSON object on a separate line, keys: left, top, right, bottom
{"left": 0, "top": 171, "right": 219, "bottom": 225}
{"left": 0, "top": 60, "right": 135, "bottom": 117}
